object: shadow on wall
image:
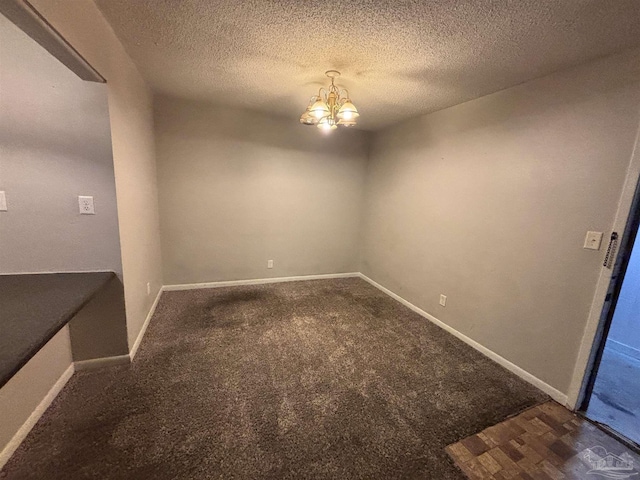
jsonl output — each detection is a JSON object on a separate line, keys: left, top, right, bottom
{"left": 371, "top": 48, "right": 640, "bottom": 156}
{"left": 153, "top": 94, "right": 373, "bottom": 155}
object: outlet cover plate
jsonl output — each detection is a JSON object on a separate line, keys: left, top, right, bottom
{"left": 78, "top": 195, "right": 95, "bottom": 215}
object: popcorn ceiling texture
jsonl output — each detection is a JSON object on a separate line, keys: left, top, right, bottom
{"left": 94, "top": 0, "right": 640, "bottom": 130}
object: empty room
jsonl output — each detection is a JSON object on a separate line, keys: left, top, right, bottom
{"left": 1, "top": 0, "right": 640, "bottom": 478}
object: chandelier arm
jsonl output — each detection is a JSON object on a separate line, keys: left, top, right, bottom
{"left": 306, "top": 95, "right": 317, "bottom": 107}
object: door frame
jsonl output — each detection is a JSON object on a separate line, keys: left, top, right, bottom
{"left": 579, "top": 178, "right": 640, "bottom": 413}
{"left": 567, "top": 123, "right": 640, "bottom": 410}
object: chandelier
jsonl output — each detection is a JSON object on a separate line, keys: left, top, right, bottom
{"left": 300, "top": 70, "right": 359, "bottom": 131}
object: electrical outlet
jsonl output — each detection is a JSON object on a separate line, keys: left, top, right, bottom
{"left": 439, "top": 294, "right": 447, "bottom": 307}
{"left": 146, "top": 282, "right": 151, "bottom": 295}
{"left": 78, "top": 195, "right": 95, "bottom": 215}
{"left": 267, "top": 260, "right": 274, "bottom": 269}
{"left": 0, "top": 191, "right": 7, "bottom": 211}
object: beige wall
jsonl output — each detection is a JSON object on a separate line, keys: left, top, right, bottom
{"left": 155, "top": 96, "right": 369, "bottom": 285}
{"left": 0, "top": 327, "right": 72, "bottom": 467}
{"left": 10, "top": 0, "right": 639, "bottom": 402}
{"left": 0, "top": 9, "right": 122, "bottom": 463}
{"left": 29, "top": 0, "right": 164, "bottom": 348}
{"left": 361, "top": 48, "right": 640, "bottom": 394}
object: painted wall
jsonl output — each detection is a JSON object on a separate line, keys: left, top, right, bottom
{"left": 0, "top": 13, "right": 121, "bottom": 276}
{"left": 361, "top": 48, "right": 640, "bottom": 394}
{"left": 29, "top": 0, "right": 164, "bottom": 349}
{"left": 0, "top": 328, "right": 72, "bottom": 468}
{"left": 155, "top": 97, "right": 369, "bottom": 285}
{"left": 608, "top": 232, "right": 640, "bottom": 359}
{"left": 0, "top": 13, "right": 123, "bottom": 466}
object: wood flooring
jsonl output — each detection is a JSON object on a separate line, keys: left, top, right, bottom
{"left": 446, "top": 401, "right": 640, "bottom": 480}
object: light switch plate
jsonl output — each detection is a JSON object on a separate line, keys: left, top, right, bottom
{"left": 0, "top": 191, "right": 6, "bottom": 211}
{"left": 583, "top": 231, "right": 603, "bottom": 250}
{"left": 439, "top": 294, "right": 447, "bottom": 307}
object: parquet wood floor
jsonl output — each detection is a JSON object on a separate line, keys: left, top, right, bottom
{"left": 446, "top": 401, "right": 640, "bottom": 479}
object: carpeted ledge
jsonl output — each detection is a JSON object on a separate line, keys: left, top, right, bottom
{"left": 1, "top": 277, "right": 548, "bottom": 479}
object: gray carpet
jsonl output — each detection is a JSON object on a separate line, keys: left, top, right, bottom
{"left": 1, "top": 278, "right": 547, "bottom": 479}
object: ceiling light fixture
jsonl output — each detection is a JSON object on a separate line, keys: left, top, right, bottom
{"left": 300, "top": 70, "right": 359, "bottom": 131}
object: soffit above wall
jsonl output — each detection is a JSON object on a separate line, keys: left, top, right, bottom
{"left": 95, "top": 0, "right": 640, "bottom": 131}
{"left": 0, "top": 0, "right": 104, "bottom": 82}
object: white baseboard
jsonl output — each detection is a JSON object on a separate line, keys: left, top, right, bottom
{"left": 0, "top": 270, "right": 568, "bottom": 473}
{"left": 74, "top": 354, "right": 131, "bottom": 371}
{"left": 129, "top": 287, "right": 163, "bottom": 361}
{"left": 163, "top": 272, "right": 360, "bottom": 291}
{"left": 358, "top": 273, "right": 568, "bottom": 406}
{"left": 164, "top": 271, "right": 567, "bottom": 404}
{"left": 128, "top": 274, "right": 358, "bottom": 362}
{"left": 0, "top": 363, "right": 75, "bottom": 469}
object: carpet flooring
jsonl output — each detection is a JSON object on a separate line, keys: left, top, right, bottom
{"left": 1, "top": 277, "right": 548, "bottom": 479}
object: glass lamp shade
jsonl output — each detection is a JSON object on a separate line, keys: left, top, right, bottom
{"left": 317, "top": 116, "right": 337, "bottom": 131}
{"left": 299, "top": 110, "right": 316, "bottom": 125}
{"left": 337, "top": 118, "right": 357, "bottom": 127}
{"left": 337, "top": 100, "right": 359, "bottom": 121}
{"left": 310, "top": 99, "right": 330, "bottom": 119}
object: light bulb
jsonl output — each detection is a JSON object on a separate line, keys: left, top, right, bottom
{"left": 310, "top": 99, "right": 329, "bottom": 119}
{"left": 337, "top": 100, "right": 359, "bottom": 121}
{"left": 317, "top": 117, "right": 337, "bottom": 131}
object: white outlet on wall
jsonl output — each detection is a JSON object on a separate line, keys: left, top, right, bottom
{"left": 439, "top": 294, "right": 447, "bottom": 307}
{"left": 267, "top": 260, "right": 273, "bottom": 269}
{"left": 78, "top": 195, "right": 95, "bottom": 215}
{"left": 0, "top": 191, "right": 7, "bottom": 211}
{"left": 147, "top": 282, "right": 151, "bottom": 295}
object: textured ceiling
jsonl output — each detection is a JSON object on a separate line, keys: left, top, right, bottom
{"left": 95, "top": 0, "right": 640, "bottom": 131}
